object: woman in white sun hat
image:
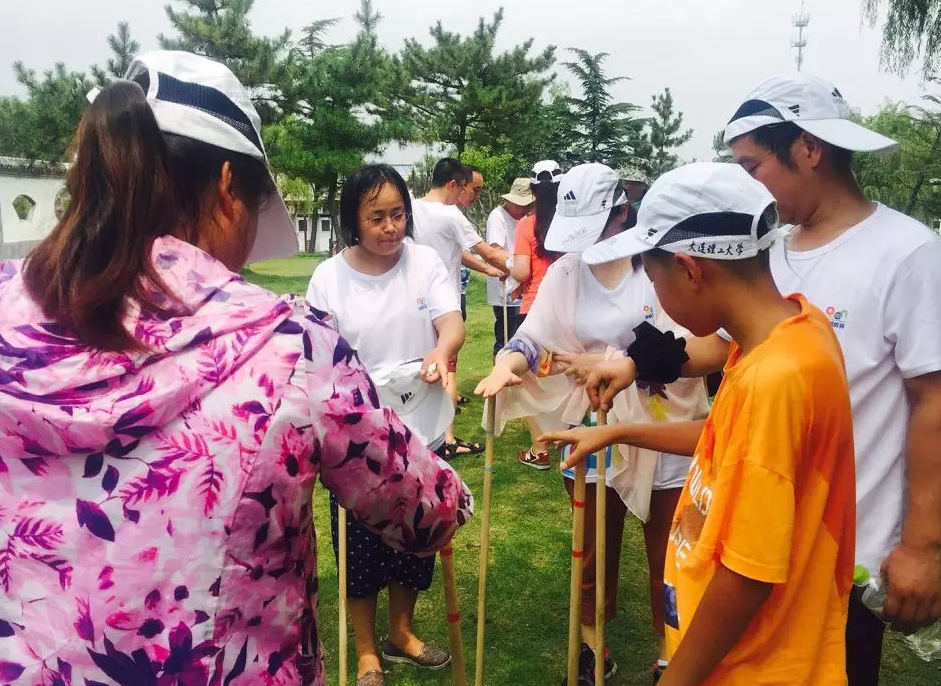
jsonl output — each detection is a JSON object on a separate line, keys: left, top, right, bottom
{"left": 306, "top": 164, "right": 467, "bottom": 686}
{"left": 476, "top": 163, "right": 709, "bottom": 685}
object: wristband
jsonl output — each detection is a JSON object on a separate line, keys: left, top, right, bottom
{"left": 626, "top": 321, "right": 689, "bottom": 384}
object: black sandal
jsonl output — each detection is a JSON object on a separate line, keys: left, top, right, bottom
{"left": 443, "top": 438, "right": 484, "bottom": 459}
{"left": 457, "top": 394, "right": 470, "bottom": 406}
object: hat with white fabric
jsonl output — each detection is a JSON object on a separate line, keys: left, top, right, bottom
{"left": 120, "top": 51, "right": 298, "bottom": 263}
{"left": 545, "top": 163, "right": 628, "bottom": 253}
{"left": 584, "top": 162, "right": 781, "bottom": 265}
{"left": 531, "top": 160, "right": 564, "bottom": 185}
{"left": 723, "top": 73, "right": 899, "bottom": 154}
{"left": 370, "top": 359, "right": 455, "bottom": 447}
{"left": 502, "top": 177, "right": 536, "bottom": 206}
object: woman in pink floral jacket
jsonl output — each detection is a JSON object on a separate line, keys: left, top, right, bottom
{"left": 0, "top": 52, "right": 472, "bottom": 686}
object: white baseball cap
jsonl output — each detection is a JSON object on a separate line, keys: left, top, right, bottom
{"left": 121, "top": 51, "right": 298, "bottom": 263}
{"left": 545, "top": 163, "right": 627, "bottom": 253}
{"left": 531, "top": 160, "right": 563, "bottom": 185}
{"left": 724, "top": 74, "right": 899, "bottom": 154}
{"left": 370, "top": 359, "right": 455, "bottom": 448}
{"left": 583, "top": 162, "right": 781, "bottom": 265}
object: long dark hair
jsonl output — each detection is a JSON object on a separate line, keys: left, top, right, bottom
{"left": 24, "top": 80, "right": 273, "bottom": 352}
{"left": 338, "top": 164, "right": 414, "bottom": 247}
{"left": 533, "top": 182, "right": 562, "bottom": 260}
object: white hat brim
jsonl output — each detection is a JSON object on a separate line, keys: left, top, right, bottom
{"left": 544, "top": 208, "right": 611, "bottom": 253}
{"left": 502, "top": 192, "right": 535, "bottom": 206}
{"left": 582, "top": 226, "right": 655, "bottom": 265}
{"left": 796, "top": 119, "right": 899, "bottom": 154}
{"left": 373, "top": 361, "right": 455, "bottom": 447}
{"left": 247, "top": 182, "right": 301, "bottom": 263}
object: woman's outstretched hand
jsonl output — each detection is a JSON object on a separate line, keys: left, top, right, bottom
{"left": 474, "top": 366, "right": 522, "bottom": 399}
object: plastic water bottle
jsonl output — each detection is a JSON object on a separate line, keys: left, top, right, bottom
{"left": 854, "top": 565, "right": 941, "bottom": 662}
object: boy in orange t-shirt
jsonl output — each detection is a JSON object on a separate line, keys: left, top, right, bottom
{"left": 544, "top": 163, "right": 856, "bottom": 686}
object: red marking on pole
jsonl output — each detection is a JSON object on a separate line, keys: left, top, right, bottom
{"left": 440, "top": 547, "right": 453, "bottom": 557}
{"left": 572, "top": 550, "right": 583, "bottom": 559}
{"left": 447, "top": 612, "right": 461, "bottom": 623}
{"left": 573, "top": 500, "right": 585, "bottom": 509}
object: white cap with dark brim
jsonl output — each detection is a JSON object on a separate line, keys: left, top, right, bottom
{"left": 545, "top": 163, "right": 627, "bottom": 253}
{"left": 123, "top": 51, "right": 298, "bottom": 263}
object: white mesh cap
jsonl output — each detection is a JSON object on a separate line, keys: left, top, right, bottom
{"left": 545, "top": 163, "right": 627, "bottom": 253}
{"left": 370, "top": 359, "right": 455, "bottom": 447}
{"left": 123, "top": 51, "right": 298, "bottom": 263}
{"left": 583, "top": 162, "right": 782, "bottom": 266}
{"left": 723, "top": 73, "right": 899, "bottom": 154}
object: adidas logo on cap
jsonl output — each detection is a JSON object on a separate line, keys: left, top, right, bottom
{"left": 563, "top": 190, "right": 577, "bottom": 201}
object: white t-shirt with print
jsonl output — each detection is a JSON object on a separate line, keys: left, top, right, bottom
{"left": 769, "top": 203, "right": 941, "bottom": 573}
{"left": 485, "top": 206, "right": 523, "bottom": 307}
{"left": 411, "top": 198, "right": 483, "bottom": 294}
{"left": 306, "top": 243, "right": 460, "bottom": 376}
{"left": 573, "top": 261, "right": 692, "bottom": 490}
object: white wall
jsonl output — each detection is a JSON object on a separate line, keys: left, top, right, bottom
{"left": 295, "top": 214, "right": 333, "bottom": 254}
{"left": 0, "top": 174, "right": 65, "bottom": 257}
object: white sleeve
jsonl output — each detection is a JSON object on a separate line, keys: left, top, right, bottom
{"left": 486, "top": 210, "right": 506, "bottom": 248}
{"left": 451, "top": 208, "right": 483, "bottom": 250}
{"left": 885, "top": 240, "right": 941, "bottom": 378}
{"left": 425, "top": 252, "right": 462, "bottom": 321}
{"left": 305, "top": 266, "right": 339, "bottom": 332}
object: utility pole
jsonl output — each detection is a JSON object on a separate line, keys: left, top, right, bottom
{"left": 792, "top": 2, "right": 810, "bottom": 71}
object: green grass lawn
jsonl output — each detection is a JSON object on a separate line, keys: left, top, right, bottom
{"left": 243, "top": 256, "right": 941, "bottom": 686}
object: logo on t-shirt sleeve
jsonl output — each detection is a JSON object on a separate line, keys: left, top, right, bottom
{"left": 417, "top": 297, "right": 429, "bottom": 312}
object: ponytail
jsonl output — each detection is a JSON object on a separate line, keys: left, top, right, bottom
{"left": 24, "top": 81, "right": 181, "bottom": 352}
{"left": 24, "top": 80, "right": 274, "bottom": 352}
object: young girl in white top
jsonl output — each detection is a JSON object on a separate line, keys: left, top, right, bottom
{"left": 476, "top": 164, "right": 708, "bottom": 685}
{"left": 307, "top": 165, "right": 465, "bottom": 686}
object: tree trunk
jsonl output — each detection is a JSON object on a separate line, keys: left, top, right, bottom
{"left": 326, "top": 170, "right": 339, "bottom": 254}
{"left": 906, "top": 124, "right": 941, "bottom": 216}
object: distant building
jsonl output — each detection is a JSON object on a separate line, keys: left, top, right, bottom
{"left": 0, "top": 157, "right": 68, "bottom": 259}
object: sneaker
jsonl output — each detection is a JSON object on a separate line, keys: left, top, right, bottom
{"left": 652, "top": 660, "right": 667, "bottom": 684}
{"left": 519, "top": 448, "right": 551, "bottom": 471}
{"left": 561, "top": 644, "right": 617, "bottom": 685}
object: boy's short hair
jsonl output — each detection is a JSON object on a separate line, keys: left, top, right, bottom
{"left": 431, "top": 157, "right": 470, "bottom": 188}
{"left": 734, "top": 123, "right": 854, "bottom": 172}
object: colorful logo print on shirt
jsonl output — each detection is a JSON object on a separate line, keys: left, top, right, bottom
{"left": 643, "top": 305, "right": 655, "bottom": 321}
{"left": 825, "top": 306, "right": 848, "bottom": 330}
{"left": 417, "top": 297, "right": 429, "bottom": 312}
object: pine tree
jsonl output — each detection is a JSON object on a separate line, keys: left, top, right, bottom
{"left": 646, "top": 87, "right": 693, "bottom": 178}
{"left": 91, "top": 22, "right": 141, "bottom": 85}
{"left": 712, "top": 130, "right": 733, "bottom": 162}
{"left": 562, "top": 49, "right": 640, "bottom": 168}
{"left": 400, "top": 8, "right": 556, "bottom": 155}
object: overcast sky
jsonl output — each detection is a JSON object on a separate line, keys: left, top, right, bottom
{"left": 0, "top": 0, "right": 927, "bottom": 162}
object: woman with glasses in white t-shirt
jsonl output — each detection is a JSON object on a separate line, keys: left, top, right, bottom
{"left": 306, "top": 165, "right": 466, "bottom": 686}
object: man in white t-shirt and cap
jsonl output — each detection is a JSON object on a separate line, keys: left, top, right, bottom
{"left": 586, "top": 74, "right": 941, "bottom": 685}
{"left": 485, "top": 177, "right": 534, "bottom": 357}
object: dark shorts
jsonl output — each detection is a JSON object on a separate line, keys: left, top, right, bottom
{"left": 492, "top": 307, "right": 526, "bottom": 358}
{"left": 460, "top": 293, "right": 467, "bottom": 321}
{"left": 846, "top": 586, "right": 886, "bottom": 686}
{"left": 330, "top": 493, "right": 435, "bottom": 598}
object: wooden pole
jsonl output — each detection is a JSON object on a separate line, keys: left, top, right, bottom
{"left": 566, "top": 459, "right": 588, "bottom": 685}
{"left": 502, "top": 282, "right": 510, "bottom": 348}
{"left": 594, "top": 409, "right": 608, "bottom": 685}
{"left": 474, "top": 398, "right": 497, "bottom": 686}
{"left": 338, "top": 506, "right": 349, "bottom": 686}
{"left": 441, "top": 546, "right": 467, "bottom": 686}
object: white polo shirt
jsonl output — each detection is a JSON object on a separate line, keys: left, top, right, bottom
{"left": 411, "top": 198, "right": 482, "bottom": 294}
{"left": 485, "top": 205, "right": 523, "bottom": 307}
{"left": 769, "top": 203, "right": 941, "bottom": 573}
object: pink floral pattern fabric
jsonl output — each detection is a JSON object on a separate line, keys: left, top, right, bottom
{"left": 0, "top": 236, "right": 472, "bottom": 686}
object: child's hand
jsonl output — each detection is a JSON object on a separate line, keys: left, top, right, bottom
{"left": 587, "top": 358, "right": 637, "bottom": 411}
{"left": 474, "top": 366, "right": 522, "bottom": 398}
{"left": 555, "top": 353, "right": 604, "bottom": 386}
{"left": 540, "top": 426, "right": 616, "bottom": 469}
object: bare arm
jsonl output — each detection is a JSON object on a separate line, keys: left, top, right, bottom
{"left": 474, "top": 351, "right": 530, "bottom": 398}
{"left": 472, "top": 240, "right": 511, "bottom": 271}
{"left": 658, "top": 565, "right": 773, "bottom": 686}
{"left": 684, "top": 333, "right": 731, "bottom": 377}
{"left": 542, "top": 419, "right": 706, "bottom": 468}
{"left": 421, "top": 311, "right": 466, "bottom": 387}
{"left": 462, "top": 250, "right": 504, "bottom": 278}
{"left": 511, "top": 253, "right": 531, "bottom": 284}
{"left": 882, "top": 371, "right": 941, "bottom": 632}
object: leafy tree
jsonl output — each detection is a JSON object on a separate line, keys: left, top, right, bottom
{"left": 264, "top": 1, "right": 412, "bottom": 251}
{"left": 299, "top": 18, "right": 340, "bottom": 58}
{"left": 400, "top": 8, "right": 556, "bottom": 155}
{"left": 712, "top": 130, "right": 733, "bottom": 162}
{"left": 561, "top": 49, "right": 640, "bottom": 168}
{"left": 645, "top": 87, "right": 693, "bottom": 178}
{"left": 91, "top": 22, "right": 140, "bottom": 85}
{"left": 0, "top": 63, "right": 91, "bottom": 162}
{"left": 864, "top": 1, "right": 941, "bottom": 76}
{"left": 855, "top": 92, "right": 941, "bottom": 223}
